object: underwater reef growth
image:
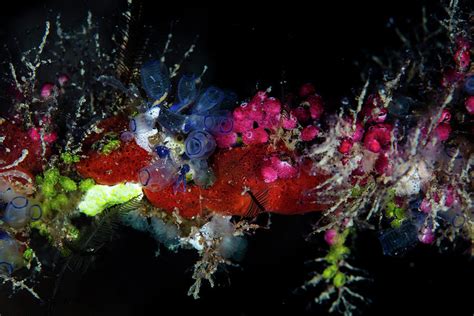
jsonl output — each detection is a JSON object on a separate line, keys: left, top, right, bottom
{"left": 0, "top": 1, "right": 473, "bottom": 315}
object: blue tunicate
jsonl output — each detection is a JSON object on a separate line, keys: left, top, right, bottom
{"left": 173, "top": 164, "right": 191, "bottom": 193}
{"left": 185, "top": 130, "right": 216, "bottom": 159}
{"left": 378, "top": 221, "right": 418, "bottom": 256}
{"left": 389, "top": 96, "right": 413, "bottom": 117}
{"left": 138, "top": 159, "right": 178, "bottom": 192}
{"left": 169, "top": 74, "right": 199, "bottom": 113}
{"left": 120, "top": 131, "right": 135, "bottom": 143}
{"left": 0, "top": 232, "right": 23, "bottom": 275}
{"left": 182, "top": 111, "right": 233, "bottom": 135}
{"left": 140, "top": 60, "right": 171, "bottom": 102}
{"left": 0, "top": 183, "right": 15, "bottom": 204}
{"left": 183, "top": 114, "right": 205, "bottom": 133}
{"left": 122, "top": 210, "right": 149, "bottom": 232}
{"left": 464, "top": 75, "right": 474, "bottom": 95}
{"left": 440, "top": 210, "right": 466, "bottom": 228}
{"left": 130, "top": 113, "right": 155, "bottom": 135}
{"left": 203, "top": 111, "right": 234, "bottom": 135}
{"left": 97, "top": 75, "right": 138, "bottom": 98}
{"left": 149, "top": 217, "right": 179, "bottom": 249}
{"left": 192, "top": 86, "right": 225, "bottom": 114}
{"left": 4, "top": 196, "right": 30, "bottom": 228}
{"left": 218, "top": 235, "right": 248, "bottom": 261}
{"left": 154, "top": 145, "right": 170, "bottom": 159}
{"left": 156, "top": 108, "right": 187, "bottom": 134}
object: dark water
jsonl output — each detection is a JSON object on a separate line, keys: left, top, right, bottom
{"left": 0, "top": 1, "right": 473, "bottom": 315}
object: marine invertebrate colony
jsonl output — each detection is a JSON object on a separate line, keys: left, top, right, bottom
{"left": 0, "top": 1, "right": 473, "bottom": 315}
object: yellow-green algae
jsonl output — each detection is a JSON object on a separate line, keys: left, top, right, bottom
{"left": 78, "top": 182, "right": 142, "bottom": 216}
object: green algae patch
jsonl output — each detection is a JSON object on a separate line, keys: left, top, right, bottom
{"left": 78, "top": 182, "right": 142, "bottom": 216}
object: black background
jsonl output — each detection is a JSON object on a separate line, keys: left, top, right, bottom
{"left": 0, "top": 1, "right": 473, "bottom": 315}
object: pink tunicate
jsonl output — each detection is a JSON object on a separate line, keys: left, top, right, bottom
{"left": 419, "top": 199, "right": 432, "bottom": 214}
{"left": 233, "top": 118, "right": 254, "bottom": 133}
{"left": 338, "top": 138, "right": 353, "bottom": 154}
{"left": 365, "top": 138, "right": 381, "bottom": 153}
{"left": 437, "top": 109, "right": 451, "bottom": 124}
{"left": 454, "top": 46, "right": 470, "bottom": 72}
{"left": 441, "top": 68, "right": 463, "bottom": 88}
{"left": 233, "top": 106, "right": 247, "bottom": 120}
{"left": 371, "top": 107, "right": 387, "bottom": 123}
{"left": 269, "top": 157, "right": 298, "bottom": 179}
{"left": 276, "top": 161, "right": 298, "bottom": 179}
{"left": 40, "top": 83, "right": 56, "bottom": 99}
{"left": 259, "top": 112, "right": 280, "bottom": 130}
{"left": 261, "top": 166, "right": 278, "bottom": 183}
{"left": 242, "top": 127, "right": 268, "bottom": 145}
{"left": 293, "top": 107, "right": 310, "bottom": 123}
{"left": 299, "top": 83, "right": 316, "bottom": 98}
{"left": 28, "top": 128, "right": 41, "bottom": 142}
{"left": 374, "top": 153, "right": 390, "bottom": 175}
{"left": 444, "top": 186, "right": 456, "bottom": 207}
{"left": 324, "top": 229, "right": 338, "bottom": 246}
{"left": 465, "top": 96, "right": 474, "bottom": 115}
{"left": 247, "top": 106, "right": 265, "bottom": 122}
{"left": 215, "top": 132, "right": 237, "bottom": 148}
{"left": 352, "top": 122, "right": 365, "bottom": 142}
{"left": 434, "top": 123, "right": 451, "bottom": 141}
{"left": 419, "top": 228, "right": 435, "bottom": 244}
{"left": 363, "top": 124, "right": 392, "bottom": 153}
{"left": 282, "top": 112, "right": 298, "bottom": 130}
{"left": 307, "top": 95, "right": 324, "bottom": 120}
{"left": 263, "top": 97, "right": 281, "bottom": 114}
{"left": 300, "top": 125, "right": 319, "bottom": 141}
{"left": 251, "top": 91, "right": 268, "bottom": 104}
{"left": 57, "top": 74, "right": 70, "bottom": 86}
{"left": 28, "top": 128, "right": 57, "bottom": 143}
{"left": 253, "top": 127, "right": 269, "bottom": 143}
{"left": 44, "top": 132, "right": 57, "bottom": 143}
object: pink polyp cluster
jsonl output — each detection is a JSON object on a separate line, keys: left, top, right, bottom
{"left": 231, "top": 91, "right": 282, "bottom": 146}
{"left": 363, "top": 123, "right": 393, "bottom": 153}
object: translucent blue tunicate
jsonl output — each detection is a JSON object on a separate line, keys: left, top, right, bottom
{"left": 192, "top": 86, "right": 225, "bottom": 114}
{"left": 169, "top": 74, "right": 199, "bottom": 113}
{"left": 97, "top": 75, "right": 139, "bottom": 98}
{"left": 203, "top": 111, "right": 234, "bottom": 135}
{"left": 140, "top": 60, "right": 171, "bottom": 102}
{"left": 378, "top": 221, "right": 418, "bottom": 256}
{"left": 0, "top": 183, "right": 15, "bottom": 204}
{"left": 185, "top": 130, "right": 216, "bottom": 160}
{"left": 464, "top": 75, "right": 474, "bottom": 95}
{"left": 183, "top": 111, "right": 233, "bottom": 135}
{"left": 4, "top": 195, "right": 30, "bottom": 229}
{"left": 138, "top": 158, "right": 178, "bottom": 192}
{"left": 0, "top": 232, "right": 23, "bottom": 275}
{"left": 189, "top": 159, "right": 216, "bottom": 188}
{"left": 156, "top": 108, "right": 187, "bottom": 134}
{"left": 173, "top": 164, "right": 191, "bottom": 193}
{"left": 122, "top": 210, "right": 149, "bottom": 232}
{"left": 183, "top": 114, "right": 205, "bottom": 133}
{"left": 154, "top": 145, "right": 170, "bottom": 159}
{"left": 389, "top": 96, "right": 413, "bottom": 117}
{"left": 439, "top": 209, "right": 466, "bottom": 228}
{"left": 218, "top": 235, "right": 248, "bottom": 261}
{"left": 178, "top": 74, "right": 198, "bottom": 105}
{"left": 149, "top": 217, "right": 179, "bottom": 249}
{"left": 130, "top": 113, "right": 155, "bottom": 135}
